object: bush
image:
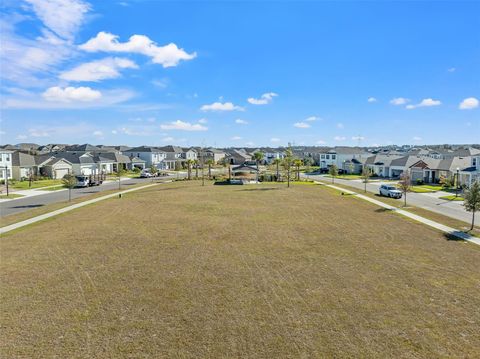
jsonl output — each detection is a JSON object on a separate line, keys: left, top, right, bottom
{"left": 416, "top": 179, "right": 424, "bottom": 185}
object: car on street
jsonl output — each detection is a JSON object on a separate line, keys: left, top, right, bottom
{"left": 75, "top": 175, "right": 90, "bottom": 188}
{"left": 379, "top": 184, "right": 402, "bottom": 198}
{"left": 140, "top": 169, "right": 157, "bottom": 178}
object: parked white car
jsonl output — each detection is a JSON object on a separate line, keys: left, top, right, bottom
{"left": 140, "top": 169, "right": 156, "bottom": 178}
{"left": 75, "top": 175, "right": 89, "bottom": 188}
{"left": 379, "top": 184, "right": 402, "bottom": 199}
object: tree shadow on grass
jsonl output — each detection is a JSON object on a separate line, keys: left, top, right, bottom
{"left": 239, "top": 188, "right": 281, "bottom": 192}
{"left": 444, "top": 232, "right": 468, "bottom": 241}
{"left": 11, "top": 204, "right": 44, "bottom": 209}
{"left": 375, "top": 208, "right": 395, "bottom": 213}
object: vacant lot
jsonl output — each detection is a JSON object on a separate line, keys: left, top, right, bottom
{"left": 1, "top": 181, "right": 479, "bottom": 358}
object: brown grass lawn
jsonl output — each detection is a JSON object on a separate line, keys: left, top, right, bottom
{"left": 1, "top": 181, "right": 479, "bottom": 358}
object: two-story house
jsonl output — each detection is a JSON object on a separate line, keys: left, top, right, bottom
{"left": 0, "top": 150, "right": 13, "bottom": 180}
{"left": 123, "top": 146, "right": 168, "bottom": 169}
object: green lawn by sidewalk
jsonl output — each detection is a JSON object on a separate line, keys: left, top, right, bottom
{"left": 11, "top": 179, "right": 62, "bottom": 190}
{"left": 0, "top": 193, "right": 25, "bottom": 199}
{"left": 439, "top": 195, "right": 464, "bottom": 201}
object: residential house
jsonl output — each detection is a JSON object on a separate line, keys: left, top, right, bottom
{"left": 123, "top": 146, "right": 168, "bottom": 169}
{"left": 12, "top": 152, "right": 36, "bottom": 180}
{"left": 97, "top": 152, "right": 146, "bottom": 171}
{"left": 364, "top": 154, "right": 404, "bottom": 177}
{"left": 460, "top": 154, "right": 480, "bottom": 187}
{"left": 201, "top": 148, "right": 226, "bottom": 163}
{"left": 49, "top": 152, "right": 100, "bottom": 175}
{"left": 224, "top": 149, "right": 252, "bottom": 165}
{"left": 0, "top": 149, "right": 13, "bottom": 180}
{"left": 36, "top": 156, "right": 73, "bottom": 179}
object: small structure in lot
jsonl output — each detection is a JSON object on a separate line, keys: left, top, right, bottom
{"left": 231, "top": 164, "right": 259, "bottom": 184}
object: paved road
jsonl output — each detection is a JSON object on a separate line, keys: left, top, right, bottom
{"left": 305, "top": 174, "right": 476, "bottom": 226}
{"left": 0, "top": 176, "right": 174, "bottom": 217}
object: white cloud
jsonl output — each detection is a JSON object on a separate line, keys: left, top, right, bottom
{"left": 60, "top": 57, "right": 138, "bottom": 82}
{"left": 0, "top": 130, "right": 6, "bottom": 135}
{"left": 367, "top": 97, "right": 377, "bottom": 103}
{"left": 447, "top": 67, "right": 456, "bottom": 72}
{"left": 459, "top": 97, "right": 479, "bottom": 110}
{"left": 235, "top": 119, "right": 248, "bottom": 125}
{"left": 230, "top": 136, "right": 242, "bottom": 140}
{"left": 390, "top": 97, "right": 410, "bottom": 105}
{"left": 28, "top": 128, "right": 50, "bottom": 137}
{"left": 406, "top": 98, "right": 441, "bottom": 110}
{"left": 16, "top": 134, "right": 28, "bottom": 140}
{"left": 316, "top": 140, "right": 326, "bottom": 145}
{"left": 42, "top": 86, "right": 102, "bottom": 102}
{"left": 293, "top": 122, "right": 310, "bottom": 128}
{"left": 79, "top": 31, "right": 196, "bottom": 68}
{"left": 336, "top": 123, "right": 344, "bottom": 129}
{"left": 198, "top": 118, "right": 208, "bottom": 124}
{"left": 270, "top": 137, "right": 280, "bottom": 143}
{"left": 352, "top": 136, "right": 365, "bottom": 141}
{"left": 412, "top": 136, "right": 422, "bottom": 141}
{"left": 245, "top": 141, "right": 255, "bottom": 146}
{"left": 305, "top": 116, "right": 320, "bottom": 122}
{"left": 201, "top": 102, "right": 244, "bottom": 112}
{"left": 25, "top": 0, "right": 90, "bottom": 40}
{"left": 92, "top": 130, "right": 104, "bottom": 137}
{"left": 247, "top": 92, "right": 278, "bottom": 105}
{"left": 160, "top": 120, "right": 207, "bottom": 131}
{"left": 161, "top": 136, "right": 175, "bottom": 142}
{"left": 111, "top": 130, "right": 118, "bottom": 134}
{"left": 334, "top": 136, "right": 346, "bottom": 141}
{"left": 151, "top": 78, "right": 168, "bottom": 89}
{"left": 3, "top": 88, "right": 133, "bottom": 109}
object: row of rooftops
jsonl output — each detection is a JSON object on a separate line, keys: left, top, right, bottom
{"left": 2, "top": 143, "right": 479, "bottom": 159}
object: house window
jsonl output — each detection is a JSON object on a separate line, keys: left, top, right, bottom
{"left": 332, "top": 155, "right": 336, "bottom": 160}
{"left": 321, "top": 154, "right": 325, "bottom": 159}
{"left": 326, "top": 155, "right": 330, "bottom": 159}
{"left": 5, "top": 155, "right": 10, "bottom": 162}
{"left": 473, "top": 158, "right": 477, "bottom": 167}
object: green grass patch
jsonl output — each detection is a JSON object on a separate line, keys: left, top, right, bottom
{"left": 439, "top": 195, "right": 464, "bottom": 201}
{"left": 10, "top": 179, "right": 63, "bottom": 190}
{"left": 0, "top": 193, "right": 25, "bottom": 199}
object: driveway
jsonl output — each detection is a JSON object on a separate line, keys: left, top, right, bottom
{"left": 304, "top": 174, "right": 475, "bottom": 225}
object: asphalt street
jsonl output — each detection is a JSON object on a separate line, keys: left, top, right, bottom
{"left": 305, "top": 174, "right": 476, "bottom": 225}
{"left": 0, "top": 177, "right": 171, "bottom": 217}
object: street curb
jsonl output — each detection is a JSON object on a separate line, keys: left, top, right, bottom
{"left": 0, "top": 183, "right": 158, "bottom": 235}
{"left": 315, "top": 181, "right": 480, "bottom": 246}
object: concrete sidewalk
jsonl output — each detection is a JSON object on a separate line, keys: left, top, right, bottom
{"left": 0, "top": 182, "right": 160, "bottom": 235}
{"left": 317, "top": 182, "right": 479, "bottom": 246}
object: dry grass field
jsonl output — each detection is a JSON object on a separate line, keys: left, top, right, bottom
{"left": 1, "top": 181, "right": 479, "bottom": 358}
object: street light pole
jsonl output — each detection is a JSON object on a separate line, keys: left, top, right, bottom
{"left": 456, "top": 167, "right": 460, "bottom": 197}
{"left": 5, "top": 166, "right": 9, "bottom": 196}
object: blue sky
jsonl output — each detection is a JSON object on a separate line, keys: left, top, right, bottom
{"left": 0, "top": 0, "right": 479, "bottom": 147}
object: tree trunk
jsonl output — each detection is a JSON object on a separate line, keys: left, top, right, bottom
{"left": 208, "top": 165, "right": 211, "bottom": 179}
{"left": 287, "top": 168, "right": 290, "bottom": 188}
{"left": 471, "top": 211, "right": 475, "bottom": 231}
{"left": 404, "top": 192, "right": 407, "bottom": 207}
{"left": 276, "top": 163, "right": 279, "bottom": 181}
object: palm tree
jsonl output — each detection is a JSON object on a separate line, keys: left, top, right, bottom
{"left": 206, "top": 159, "right": 214, "bottom": 179}
{"left": 253, "top": 152, "right": 264, "bottom": 182}
{"left": 283, "top": 147, "right": 293, "bottom": 188}
{"left": 193, "top": 159, "right": 199, "bottom": 179}
{"left": 186, "top": 159, "right": 194, "bottom": 180}
{"left": 293, "top": 159, "right": 303, "bottom": 181}
{"left": 272, "top": 158, "right": 281, "bottom": 181}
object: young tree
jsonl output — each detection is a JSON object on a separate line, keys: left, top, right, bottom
{"left": 348, "top": 162, "right": 355, "bottom": 175}
{"left": 206, "top": 159, "right": 214, "bottom": 179}
{"left": 62, "top": 173, "right": 76, "bottom": 202}
{"left": 149, "top": 164, "right": 158, "bottom": 177}
{"left": 293, "top": 159, "right": 303, "bottom": 181}
{"left": 329, "top": 164, "right": 339, "bottom": 184}
{"left": 398, "top": 171, "right": 411, "bottom": 207}
{"left": 116, "top": 165, "right": 127, "bottom": 190}
{"left": 283, "top": 147, "right": 293, "bottom": 188}
{"left": 272, "top": 158, "right": 281, "bottom": 181}
{"left": 463, "top": 181, "right": 480, "bottom": 231}
{"left": 303, "top": 157, "right": 313, "bottom": 173}
{"left": 186, "top": 159, "right": 194, "bottom": 180}
{"left": 361, "top": 166, "right": 371, "bottom": 193}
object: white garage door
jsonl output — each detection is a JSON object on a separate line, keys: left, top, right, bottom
{"left": 55, "top": 168, "right": 70, "bottom": 179}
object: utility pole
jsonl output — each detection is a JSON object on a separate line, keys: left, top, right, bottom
{"left": 4, "top": 166, "right": 9, "bottom": 196}
{"left": 201, "top": 147, "right": 205, "bottom": 186}
{"left": 118, "top": 162, "right": 121, "bottom": 190}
